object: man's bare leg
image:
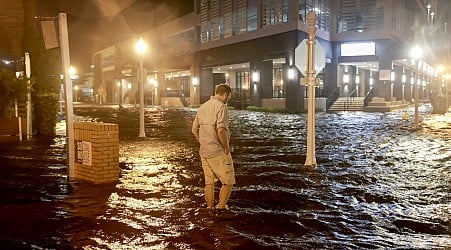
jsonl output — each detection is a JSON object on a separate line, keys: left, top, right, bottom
{"left": 217, "top": 184, "right": 233, "bottom": 209}
{"left": 205, "top": 184, "right": 215, "bottom": 208}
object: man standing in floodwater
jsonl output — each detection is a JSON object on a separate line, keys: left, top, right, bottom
{"left": 192, "top": 83, "right": 235, "bottom": 214}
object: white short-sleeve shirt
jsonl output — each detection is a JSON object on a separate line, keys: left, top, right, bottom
{"left": 192, "top": 98, "right": 230, "bottom": 158}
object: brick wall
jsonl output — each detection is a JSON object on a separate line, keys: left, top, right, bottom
{"left": 73, "top": 122, "right": 119, "bottom": 184}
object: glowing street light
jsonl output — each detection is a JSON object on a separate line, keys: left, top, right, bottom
{"left": 288, "top": 68, "right": 295, "bottom": 80}
{"left": 74, "top": 85, "right": 79, "bottom": 102}
{"left": 410, "top": 45, "right": 423, "bottom": 129}
{"left": 69, "top": 66, "right": 78, "bottom": 80}
{"left": 135, "top": 37, "right": 147, "bottom": 138}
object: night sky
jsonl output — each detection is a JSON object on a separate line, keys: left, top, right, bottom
{"left": 37, "top": 0, "right": 193, "bottom": 74}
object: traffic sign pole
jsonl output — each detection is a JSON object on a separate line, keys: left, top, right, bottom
{"left": 294, "top": 11, "right": 325, "bottom": 168}
{"left": 304, "top": 11, "right": 317, "bottom": 167}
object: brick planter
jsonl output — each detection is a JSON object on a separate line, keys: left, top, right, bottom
{"left": 73, "top": 122, "right": 119, "bottom": 183}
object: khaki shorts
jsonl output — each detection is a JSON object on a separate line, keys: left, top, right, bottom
{"left": 201, "top": 152, "right": 235, "bottom": 185}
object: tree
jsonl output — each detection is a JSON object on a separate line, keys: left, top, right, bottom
{"left": 23, "top": 2, "right": 60, "bottom": 137}
{"left": 0, "top": 68, "right": 27, "bottom": 118}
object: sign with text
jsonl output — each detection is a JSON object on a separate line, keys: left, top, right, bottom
{"left": 379, "top": 69, "right": 391, "bottom": 81}
{"left": 76, "top": 141, "right": 92, "bottom": 166}
{"left": 341, "top": 42, "right": 375, "bottom": 56}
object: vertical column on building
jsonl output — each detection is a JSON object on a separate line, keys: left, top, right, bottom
{"left": 286, "top": 47, "right": 304, "bottom": 112}
{"left": 190, "top": 64, "right": 201, "bottom": 106}
{"left": 377, "top": 54, "right": 393, "bottom": 101}
{"left": 340, "top": 65, "right": 349, "bottom": 97}
{"left": 284, "top": 63, "right": 303, "bottom": 113}
{"left": 287, "top": 0, "right": 298, "bottom": 25}
{"left": 325, "top": 44, "right": 338, "bottom": 98}
{"left": 155, "top": 72, "right": 164, "bottom": 106}
{"left": 93, "top": 54, "right": 104, "bottom": 104}
{"left": 404, "top": 68, "right": 412, "bottom": 102}
{"left": 358, "top": 69, "right": 366, "bottom": 97}
{"left": 200, "top": 68, "right": 214, "bottom": 103}
{"left": 260, "top": 61, "right": 273, "bottom": 100}
{"left": 249, "top": 61, "right": 261, "bottom": 107}
{"left": 392, "top": 65, "right": 403, "bottom": 102}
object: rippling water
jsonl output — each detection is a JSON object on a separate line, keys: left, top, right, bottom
{"left": 0, "top": 104, "right": 449, "bottom": 249}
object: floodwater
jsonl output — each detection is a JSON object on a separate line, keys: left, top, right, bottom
{"left": 0, "top": 104, "right": 449, "bottom": 249}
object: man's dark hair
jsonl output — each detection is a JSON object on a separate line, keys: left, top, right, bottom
{"left": 215, "top": 83, "right": 232, "bottom": 95}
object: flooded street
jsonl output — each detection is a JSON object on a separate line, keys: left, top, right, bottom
{"left": 0, "top": 104, "right": 450, "bottom": 249}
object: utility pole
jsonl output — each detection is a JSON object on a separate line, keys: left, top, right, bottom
{"left": 58, "top": 13, "right": 75, "bottom": 178}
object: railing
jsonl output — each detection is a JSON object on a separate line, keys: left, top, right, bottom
{"left": 232, "top": 88, "right": 250, "bottom": 100}
{"left": 343, "top": 88, "right": 358, "bottom": 111}
{"left": 161, "top": 90, "right": 188, "bottom": 107}
{"left": 179, "top": 93, "right": 188, "bottom": 107}
{"left": 230, "top": 88, "right": 251, "bottom": 109}
{"left": 161, "top": 90, "right": 181, "bottom": 97}
{"left": 326, "top": 87, "right": 340, "bottom": 111}
{"left": 348, "top": 88, "right": 357, "bottom": 100}
{"left": 363, "top": 87, "right": 376, "bottom": 107}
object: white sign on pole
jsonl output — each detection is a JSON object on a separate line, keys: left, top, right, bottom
{"left": 379, "top": 69, "right": 391, "bottom": 81}
{"left": 314, "top": 43, "right": 326, "bottom": 75}
{"left": 295, "top": 40, "right": 308, "bottom": 75}
{"left": 295, "top": 39, "right": 326, "bottom": 77}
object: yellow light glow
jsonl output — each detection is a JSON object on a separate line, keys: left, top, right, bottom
{"left": 343, "top": 74, "right": 349, "bottom": 84}
{"left": 69, "top": 66, "right": 78, "bottom": 79}
{"left": 135, "top": 37, "right": 147, "bottom": 56}
{"left": 192, "top": 77, "right": 199, "bottom": 87}
{"left": 410, "top": 45, "right": 423, "bottom": 60}
{"left": 288, "top": 68, "right": 295, "bottom": 80}
{"left": 69, "top": 66, "right": 76, "bottom": 76}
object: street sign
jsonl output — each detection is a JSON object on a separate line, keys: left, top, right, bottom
{"left": 314, "top": 42, "right": 326, "bottom": 75}
{"left": 295, "top": 39, "right": 326, "bottom": 77}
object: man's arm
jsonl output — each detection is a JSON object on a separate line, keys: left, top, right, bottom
{"left": 193, "top": 130, "right": 199, "bottom": 142}
{"left": 192, "top": 115, "right": 200, "bottom": 142}
{"left": 217, "top": 127, "right": 230, "bottom": 154}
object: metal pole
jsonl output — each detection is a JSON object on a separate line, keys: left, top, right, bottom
{"left": 139, "top": 58, "right": 146, "bottom": 137}
{"left": 58, "top": 13, "right": 75, "bottom": 178}
{"left": 59, "top": 82, "right": 64, "bottom": 116}
{"left": 15, "top": 99, "right": 22, "bottom": 141}
{"left": 304, "top": 11, "right": 317, "bottom": 167}
{"left": 414, "top": 61, "right": 419, "bottom": 129}
{"left": 25, "top": 52, "right": 32, "bottom": 139}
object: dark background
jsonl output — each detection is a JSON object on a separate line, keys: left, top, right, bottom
{"left": 36, "top": 0, "right": 193, "bottom": 74}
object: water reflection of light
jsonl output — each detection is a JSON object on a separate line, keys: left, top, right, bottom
{"left": 53, "top": 105, "right": 450, "bottom": 248}
{"left": 422, "top": 114, "right": 451, "bottom": 130}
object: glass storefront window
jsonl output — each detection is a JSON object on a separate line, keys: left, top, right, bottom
{"left": 247, "top": 5, "right": 257, "bottom": 31}
{"left": 235, "top": 71, "right": 250, "bottom": 99}
{"left": 262, "top": 0, "right": 289, "bottom": 27}
{"left": 299, "top": 0, "right": 331, "bottom": 32}
{"left": 273, "top": 68, "right": 285, "bottom": 98}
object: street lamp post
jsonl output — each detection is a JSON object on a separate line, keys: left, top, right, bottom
{"left": 74, "top": 85, "right": 79, "bottom": 102}
{"left": 410, "top": 45, "right": 423, "bottom": 129}
{"left": 136, "top": 37, "right": 147, "bottom": 138}
{"left": 304, "top": 11, "right": 317, "bottom": 167}
{"left": 70, "top": 66, "right": 78, "bottom": 102}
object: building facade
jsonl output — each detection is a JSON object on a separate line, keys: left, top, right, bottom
{"left": 91, "top": 0, "right": 450, "bottom": 112}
